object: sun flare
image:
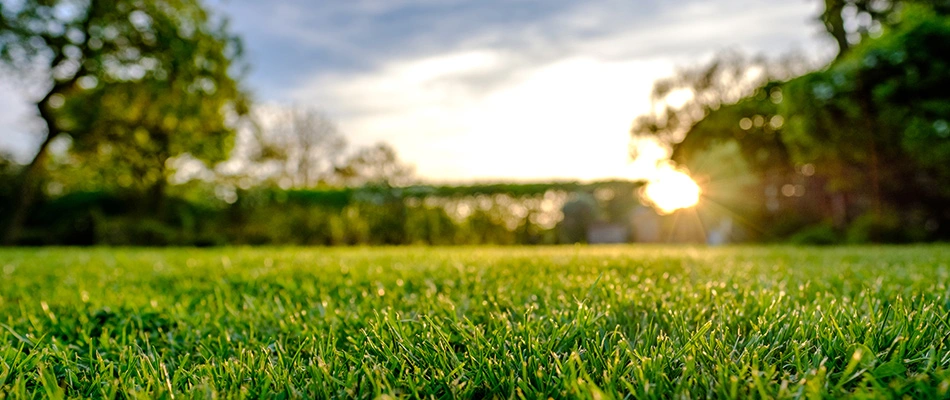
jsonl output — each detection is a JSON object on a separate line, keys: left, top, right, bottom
{"left": 643, "top": 168, "right": 701, "bottom": 214}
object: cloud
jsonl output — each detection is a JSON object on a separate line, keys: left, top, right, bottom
{"left": 279, "top": 0, "right": 828, "bottom": 182}
{"left": 290, "top": 50, "right": 673, "bottom": 181}
{"left": 0, "top": 0, "right": 831, "bottom": 180}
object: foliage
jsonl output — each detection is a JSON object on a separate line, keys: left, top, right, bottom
{"left": 0, "top": 153, "right": 20, "bottom": 208}
{"left": 631, "top": 51, "right": 769, "bottom": 146}
{"left": 238, "top": 106, "right": 346, "bottom": 188}
{"left": 631, "top": 50, "right": 813, "bottom": 149}
{"left": 640, "top": 3, "right": 950, "bottom": 243}
{"left": 2, "top": 246, "right": 950, "bottom": 397}
{"left": 12, "top": 181, "right": 641, "bottom": 246}
{"left": 0, "top": 0, "right": 248, "bottom": 242}
{"left": 819, "top": 0, "right": 950, "bottom": 58}
{"left": 334, "top": 143, "right": 415, "bottom": 187}
{"left": 558, "top": 192, "right": 597, "bottom": 243}
{"left": 216, "top": 106, "right": 415, "bottom": 190}
{"left": 404, "top": 180, "right": 638, "bottom": 199}
{"left": 652, "top": 59, "right": 811, "bottom": 241}
{"left": 781, "top": 4, "right": 950, "bottom": 236}
{"left": 1, "top": 0, "right": 247, "bottom": 171}
{"left": 845, "top": 210, "right": 905, "bottom": 243}
{"left": 788, "top": 222, "right": 841, "bottom": 245}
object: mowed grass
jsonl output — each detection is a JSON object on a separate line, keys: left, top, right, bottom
{"left": 1, "top": 246, "right": 950, "bottom": 398}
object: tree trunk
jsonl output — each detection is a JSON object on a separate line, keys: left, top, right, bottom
{"left": 147, "top": 176, "right": 167, "bottom": 216}
{"left": 0, "top": 132, "right": 57, "bottom": 245}
{"left": 1, "top": 1, "right": 100, "bottom": 245}
{"left": 858, "top": 81, "right": 883, "bottom": 219}
{"left": 823, "top": 0, "right": 851, "bottom": 59}
{"left": 144, "top": 134, "right": 171, "bottom": 217}
{"left": 0, "top": 23, "right": 92, "bottom": 244}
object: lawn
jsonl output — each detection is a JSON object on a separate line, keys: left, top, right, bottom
{"left": 1, "top": 245, "right": 949, "bottom": 398}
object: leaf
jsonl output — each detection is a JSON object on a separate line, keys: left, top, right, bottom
{"left": 872, "top": 360, "right": 907, "bottom": 379}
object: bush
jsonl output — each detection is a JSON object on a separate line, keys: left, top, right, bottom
{"left": 94, "top": 216, "right": 181, "bottom": 246}
{"left": 789, "top": 223, "right": 840, "bottom": 245}
{"left": 846, "top": 211, "right": 905, "bottom": 244}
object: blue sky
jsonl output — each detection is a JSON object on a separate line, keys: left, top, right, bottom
{"left": 0, "top": 0, "right": 832, "bottom": 182}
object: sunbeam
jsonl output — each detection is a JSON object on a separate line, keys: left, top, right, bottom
{"left": 642, "top": 167, "right": 702, "bottom": 214}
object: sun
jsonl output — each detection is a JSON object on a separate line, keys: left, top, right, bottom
{"left": 643, "top": 167, "right": 701, "bottom": 214}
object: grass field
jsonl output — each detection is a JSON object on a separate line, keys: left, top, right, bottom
{"left": 1, "top": 246, "right": 950, "bottom": 398}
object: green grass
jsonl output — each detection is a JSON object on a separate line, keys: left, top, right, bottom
{"left": 1, "top": 246, "right": 950, "bottom": 398}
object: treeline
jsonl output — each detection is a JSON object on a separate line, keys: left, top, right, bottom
{"left": 2, "top": 180, "right": 642, "bottom": 246}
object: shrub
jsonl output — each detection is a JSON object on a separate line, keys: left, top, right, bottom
{"left": 846, "top": 211, "right": 905, "bottom": 243}
{"left": 789, "top": 223, "right": 841, "bottom": 245}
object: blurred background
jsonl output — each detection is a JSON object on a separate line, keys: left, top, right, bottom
{"left": 0, "top": 0, "right": 948, "bottom": 246}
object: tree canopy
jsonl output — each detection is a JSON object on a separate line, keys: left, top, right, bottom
{"left": 0, "top": 0, "right": 248, "bottom": 242}
{"left": 636, "top": 1, "right": 950, "bottom": 242}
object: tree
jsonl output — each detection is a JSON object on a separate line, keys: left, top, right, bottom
{"left": 635, "top": 2, "right": 950, "bottom": 241}
{"left": 334, "top": 143, "right": 415, "bottom": 187}
{"left": 819, "top": 0, "right": 950, "bottom": 58}
{"left": 0, "top": 152, "right": 20, "bottom": 212}
{"left": 332, "top": 144, "right": 414, "bottom": 245}
{"left": 558, "top": 193, "right": 596, "bottom": 243}
{"left": 0, "top": 0, "right": 248, "bottom": 243}
{"left": 630, "top": 50, "right": 814, "bottom": 149}
{"left": 782, "top": 4, "right": 950, "bottom": 239}
{"left": 245, "top": 106, "right": 346, "bottom": 188}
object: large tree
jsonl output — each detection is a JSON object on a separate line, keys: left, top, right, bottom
{"left": 782, "top": 4, "right": 950, "bottom": 237}
{"left": 634, "top": 1, "right": 950, "bottom": 241}
{"left": 630, "top": 52, "right": 808, "bottom": 238}
{"left": 0, "top": 0, "right": 248, "bottom": 243}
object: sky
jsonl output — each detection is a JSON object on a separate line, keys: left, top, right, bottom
{"left": 0, "top": 0, "right": 833, "bottom": 183}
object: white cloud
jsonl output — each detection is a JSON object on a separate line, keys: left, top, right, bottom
{"left": 0, "top": 0, "right": 832, "bottom": 182}
{"left": 291, "top": 51, "right": 674, "bottom": 182}
{"left": 560, "top": 0, "right": 830, "bottom": 62}
{"left": 283, "top": 0, "right": 827, "bottom": 182}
